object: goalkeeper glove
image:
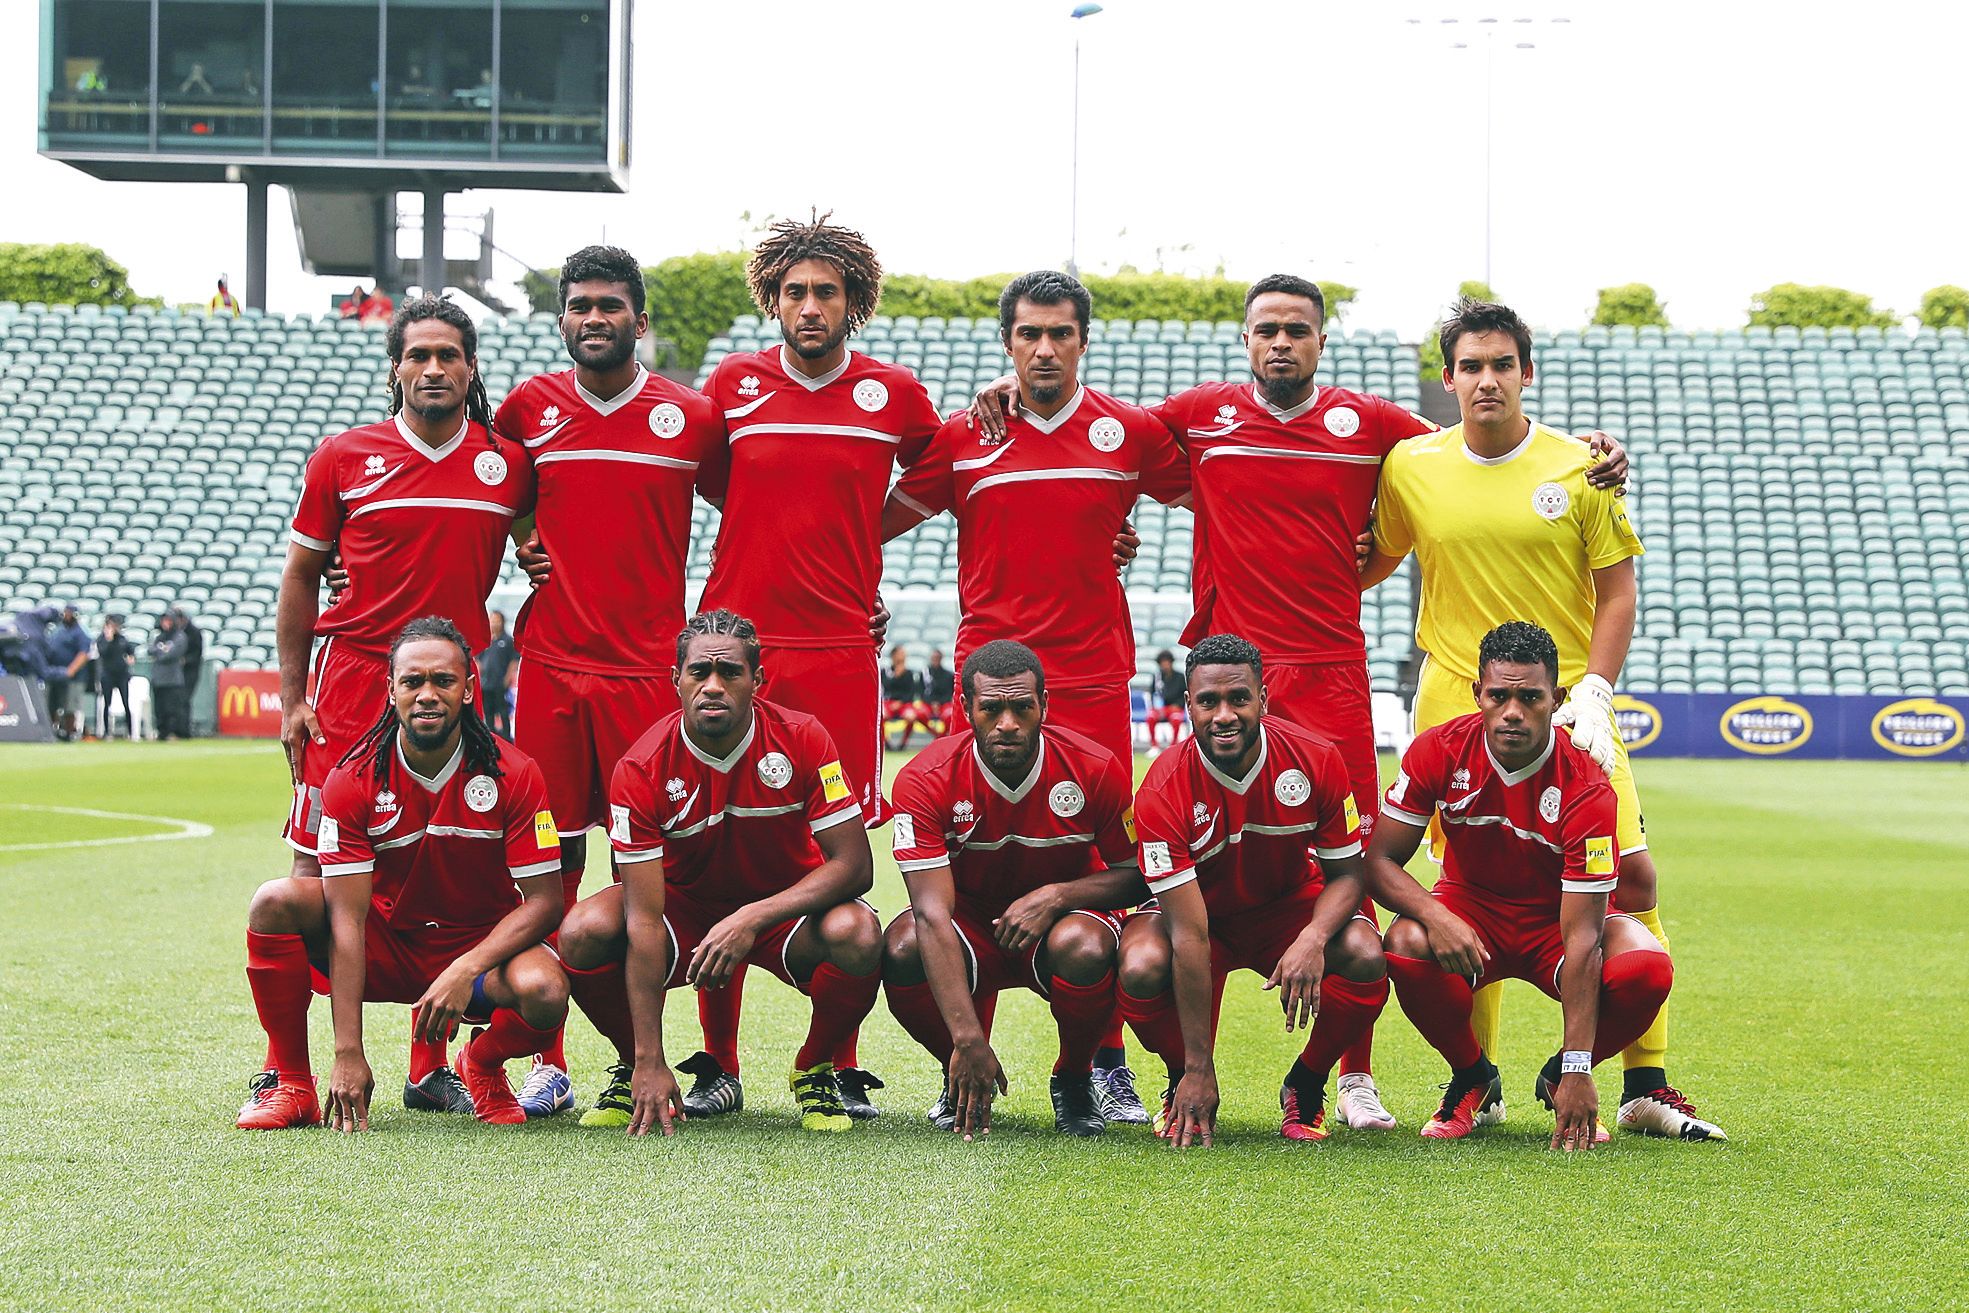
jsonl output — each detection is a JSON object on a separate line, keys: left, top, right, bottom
{"left": 1554, "top": 673, "right": 1617, "bottom": 776}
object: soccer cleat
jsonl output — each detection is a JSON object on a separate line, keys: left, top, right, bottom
{"left": 455, "top": 1031, "right": 525, "bottom": 1125}
{"left": 236, "top": 1070, "right": 321, "bottom": 1130}
{"left": 835, "top": 1067, "right": 885, "bottom": 1120}
{"left": 1534, "top": 1070, "right": 1612, "bottom": 1144}
{"left": 403, "top": 1066, "right": 475, "bottom": 1115}
{"left": 578, "top": 1062, "right": 634, "bottom": 1128}
{"left": 1335, "top": 1073, "right": 1397, "bottom": 1131}
{"left": 788, "top": 1062, "right": 853, "bottom": 1133}
{"left": 1473, "top": 1072, "right": 1507, "bottom": 1127}
{"left": 1618, "top": 1086, "right": 1727, "bottom": 1141}
{"left": 676, "top": 1051, "right": 744, "bottom": 1118}
{"left": 516, "top": 1058, "right": 574, "bottom": 1119}
{"left": 926, "top": 1083, "right": 957, "bottom": 1132}
{"left": 1421, "top": 1056, "right": 1501, "bottom": 1140}
{"left": 1093, "top": 1064, "right": 1151, "bottom": 1126}
{"left": 1050, "top": 1072, "right": 1107, "bottom": 1137}
{"left": 1279, "top": 1074, "right": 1331, "bottom": 1142}
{"left": 1152, "top": 1083, "right": 1176, "bottom": 1140}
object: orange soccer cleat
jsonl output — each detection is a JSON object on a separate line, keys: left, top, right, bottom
{"left": 236, "top": 1070, "right": 321, "bottom": 1130}
{"left": 1421, "top": 1056, "right": 1500, "bottom": 1141}
{"left": 456, "top": 1031, "right": 526, "bottom": 1125}
{"left": 1279, "top": 1070, "right": 1331, "bottom": 1142}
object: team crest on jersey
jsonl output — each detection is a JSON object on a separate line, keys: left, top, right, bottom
{"left": 757, "top": 752, "right": 794, "bottom": 790}
{"left": 738, "top": 375, "right": 761, "bottom": 397}
{"left": 1087, "top": 416, "right": 1125, "bottom": 452}
{"left": 375, "top": 790, "right": 398, "bottom": 814}
{"left": 1274, "top": 769, "right": 1312, "bottom": 807}
{"left": 1539, "top": 786, "right": 1562, "bottom": 823}
{"left": 1450, "top": 768, "right": 1471, "bottom": 791}
{"left": 665, "top": 777, "right": 687, "bottom": 803}
{"left": 464, "top": 774, "right": 500, "bottom": 812}
{"left": 540, "top": 406, "right": 561, "bottom": 425}
{"left": 1049, "top": 781, "right": 1085, "bottom": 818}
{"left": 364, "top": 454, "right": 386, "bottom": 476}
{"left": 474, "top": 451, "right": 508, "bottom": 486}
{"left": 1324, "top": 406, "right": 1361, "bottom": 438}
{"left": 1192, "top": 801, "right": 1211, "bottom": 829}
{"left": 1532, "top": 482, "right": 1570, "bottom": 521}
{"left": 853, "top": 379, "right": 889, "bottom": 413}
{"left": 952, "top": 800, "right": 976, "bottom": 825}
{"left": 649, "top": 402, "right": 686, "bottom": 439}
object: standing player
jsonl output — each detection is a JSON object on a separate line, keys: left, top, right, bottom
{"left": 237, "top": 617, "right": 569, "bottom": 1130}
{"left": 975, "top": 274, "right": 1628, "bottom": 1130}
{"left": 1361, "top": 298, "right": 1723, "bottom": 1140}
{"left": 277, "top": 296, "right": 535, "bottom": 1115}
{"left": 1365, "top": 622, "right": 1678, "bottom": 1149}
{"left": 1121, "top": 635, "right": 1388, "bottom": 1145}
{"left": 884, "top": 641, "right": 1143, "bottom": 1138}
{"left": 556, "top": 610, "right": 883, "bottom": 1134}
{"left": 493, "top": 245, "right": 725, "bottom": 1117}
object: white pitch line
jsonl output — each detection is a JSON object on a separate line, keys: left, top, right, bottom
{"left": 0, "top": 804, "right": 216, "bottom": 853}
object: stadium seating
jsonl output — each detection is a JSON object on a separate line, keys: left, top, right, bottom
{"left": 2, "top": 301, "right": 1963, "bottom": 705}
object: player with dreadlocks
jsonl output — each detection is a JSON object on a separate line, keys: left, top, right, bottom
{"left": 274, "top": 294, "right": 537, "bottom": 1119}
{"left": 238, "top": 616, "right": 569, "bottom": 1130}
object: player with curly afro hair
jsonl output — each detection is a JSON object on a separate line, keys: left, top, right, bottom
{"left": 745, "top": 211, "right": 885, "bottom": 360}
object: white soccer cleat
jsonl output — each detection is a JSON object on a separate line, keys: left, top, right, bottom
{"left": 1335, "top": 1073, "right": 1398, "bottom": 1131}
{"left": 1618, "top": 1086, "right": 1727, "bottom": 1141}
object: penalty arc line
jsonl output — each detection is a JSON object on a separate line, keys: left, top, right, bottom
{"left": 0, "top": 804, "right": 216, "bottom": 853}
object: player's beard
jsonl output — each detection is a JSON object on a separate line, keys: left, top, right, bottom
{"left": 568, "top": 327, "right": 635, "bottom": 372}
{"left": 409, "top": 395, "right": 464, "bottom": 425}
{"left": 402, "top": 709, "right": 458, "bottom": 754}
{"left": 783, "top": 318, "right": 852, "bottom": 361}
{"left": 1027, "top": 380, "right": 1065, "bottom": 407}
{"left": 1257, "top": 369, "right": 1313, "bottom": 409}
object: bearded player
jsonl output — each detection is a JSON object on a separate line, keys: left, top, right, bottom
{"left": 975, "top": 275, "right": 1629, "bottom": 1130}
{"left": 1122, "top": 635, "right": 1387, "bottom": 1145}
{"left": 277, "top": 296, "right": 535, "bottom": 1116}
{"left": 237, "top": 617, "right": 569, "bottom": 1130}
{"left": 556, "top": 610, "right": 882, "bottom": 1134}
{"left": 1365, "top": 622, "right": 1676, "bottom": 1149}
{"left": 1361, "top": 298, "right": 1723, "bottom": 1140}
{"left": 491, "top": 245, "right": 724, "bottom": 1118}
{"left": 884, "top": 641, "right": 1144, "bottom": 1139}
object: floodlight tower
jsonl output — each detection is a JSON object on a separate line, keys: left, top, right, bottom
{"left": 1068, "top": 2, "right": 1103, "bottom": 278}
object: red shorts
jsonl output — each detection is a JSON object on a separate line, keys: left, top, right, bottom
{"left": 1135, "top": 892, "right": 1369, "bottom": 1034}
{"left": 1263, "top": 660, "right": 1380, "bottom": 835}
{"left": 759, "top": 643, "right": 885, "bottom": 825}
{"left": 1428, "top": 886, "right": 1641, "bottom": 997}
{"left": 283, "top": 638, "right": 391, "bottom": 852}
{"left": 884, "top": 699, "right": 932, "bottom": 721}
{"left": 947, "top": 904, "right": 1123, "bottom": 999}
{"left": 307, "top": 918, "right": 494, "bottom": 1012}
{"left": 514, "top": 658, "right": 678, "bottom": 840}
{"left": 659, "top": 889, "right": 873, "bottom": 990}
{"left": 1043, "top": 681, "right": 1135, "bottom": 768}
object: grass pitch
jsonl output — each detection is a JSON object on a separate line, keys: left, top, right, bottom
{"left": 1, "top": 741, "right": 1965, "bottom": 1310}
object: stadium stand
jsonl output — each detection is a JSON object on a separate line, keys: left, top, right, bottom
{"left": 2, "top": 302, "right": 1964, "bottom": 734}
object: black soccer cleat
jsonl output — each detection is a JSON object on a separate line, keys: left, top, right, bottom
{"left": 1050, "top": 1072, "right": 1107, "bottom": 1137}
{"left": 835, "top": 1067, "right": 885, "bottom": 1120}
{"left": 926, "top": 1082, "right": 958, "bottom": 1132}
{"left": 403, "top": 1066, "right": 475, "bottom": 1114}
{"left": 676, "top": 1051, "right": 743, "bottom": 1118}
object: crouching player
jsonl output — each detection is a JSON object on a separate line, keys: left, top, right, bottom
{"left": 238, "top": 616, "right": 570, "bottom": 1130}
{"left": 883, "top": 641, "right": 1144, "bottom": 1139}
{"left": 1119, "top": 634, "right": 1387, "bottom": 1145}
{"left": 557, "top": 610, "right": 882, "bottom": 1135}
{"left": 1366, "top": 622, "right": 1674, "bottom": 1150}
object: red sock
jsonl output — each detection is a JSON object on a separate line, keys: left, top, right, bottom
{"left": 1119, "top": 987, "right": 1186, "bottom": 1073}
{"left": 795, "top": 962, "right": 882, "bottom": 1070}
{"left": 470, "top": 1007, "right": 563, "bottom": 1066}
{"left": 408, "top": 1033, "right": 449, "bottom": 1084}
{"left": 1050, "top": 970, "right": 1116, "bottom": 1074}
{"left": 832, "top": 1032, "right": 860, "bottom": 1069}
{"left": 1386, "top": 953, "right": 1483, "bottom": 1070}
{"left": 537, "top": 1025, "right": 568, "bottom": 1071}
{"left": 1339, "top": 1020, "right": 1374, "bottom": 1077}
{"left": 1296, "top": 973, "right": 1387, "bottom": 1082}
{"left": 565, "top": 959, "right": 635, "bottom": 1064}
{"left": 1593, "top": 950, "right": 1673, "bottom": 1062}
{"left": 697, "top": 966, "right": 745, "bottom": 1076}
{"left": 884, "top": 979, "right": 954, "bottom": 1065}
{"left": 246, "top": 930, "right": 313, "bottom": 1079}
{"left": 1099, "top": 1015, "right": 1127, "bottom": 1051}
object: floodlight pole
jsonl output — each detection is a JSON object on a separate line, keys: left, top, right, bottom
{"left": 1069, "top": 34, "right": 1080, "bottom": 278}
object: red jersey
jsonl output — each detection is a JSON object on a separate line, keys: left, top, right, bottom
{"left": 892, "top": 387, "right": 1190, "bottom": 688}
{"left": 606, "top": 697, "right": 862, "bottom": 907}
{"left": 1134, "top": 715, "right": 1363, "bottom": 919}
{"left": 1151, "top": 383, "right": 1431, "bottom": 663}
{"left": 291, "top": 414, "right": 534, "bottom": 655}
{"left": 890, "top": 725, "right": 1137, "bottom": 922}
{"left": 495, "top": 366, "right": 725, "bottom": 676}
{"left": 697, "top": 348, "right": 940, "bottom": 648}
{"left": 1381, "top": 713, "right": 1620, "bottom": 916}
{"left": 314, "top": 736, "right": 562, "bottom": 929}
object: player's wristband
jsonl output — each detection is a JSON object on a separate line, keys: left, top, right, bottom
{"left": 1560, "top": 1050, "right": 1592, "bottom": 1076}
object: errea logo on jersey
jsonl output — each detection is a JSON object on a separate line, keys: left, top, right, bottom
{"left": 952, "top": 800, "right": 976, "bottom": 825}
{"left": 665, "top": 777, "right": 687, "bottom": 803}
{"left": 364, "top": 454, "right": 386, "bottom": 476}
{"left": 540, "top": 406, "right": 561, "bottom": 425}
{"left": 1216, "top": 404, "right": 1237, "bottom": 423}
{"left": 375, "top": 790, "right": 398, "bottom": 814}
{"left": 1192, "top": 801, "right": 1211, "bottom": 828}
{"left": 1450, "top": 767, "right": 1472, "bottom": 791}
{"left": 738, "top": 375, "right": 761, "bottom": 397}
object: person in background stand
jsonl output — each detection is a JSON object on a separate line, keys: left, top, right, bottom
{"left": 176, "top": 608, "right": 205, "bottom": 722}
{"left": 1149, "top": 649, "right": 1187, "bottom": 748}
{"left": 97, "top": 614, "right": 137, "bottom": 740}
{"left": 477, "top": 609, "right": 517, "bottom": 739}
{"left": 924, "top": 648, "right": 955, "bottom": 736}
{"left": 148, "top": 612, "right": 191, "bottom": 740}
{"left": 44, "top": 605, "right": 92, "bottom": 741}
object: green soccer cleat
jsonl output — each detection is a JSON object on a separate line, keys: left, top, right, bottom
{"left": 789, "top": 1061, "right": 853, "bottom": 1133}
{"left": 578, "top": 1061, "right": 634, "bottom": 1128}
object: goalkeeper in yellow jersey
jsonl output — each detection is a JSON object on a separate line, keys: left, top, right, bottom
{"left": 1360, "top": 298, "right": 1724, "bottom": 1141}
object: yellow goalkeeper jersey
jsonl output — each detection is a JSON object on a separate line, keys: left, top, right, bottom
{"left": 1372, "top": 419, "right": 1644, "bottom": 687}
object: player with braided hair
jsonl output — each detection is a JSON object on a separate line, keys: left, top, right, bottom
{"left": 276, "top": 295, "right": 536, "bottom": 1115}
{"left": 237, "top": 616, "right": 569, "bottom": 1131}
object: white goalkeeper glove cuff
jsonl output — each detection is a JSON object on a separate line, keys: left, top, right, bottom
{"left": 1561, "top": 673, "right": 1618, "bottom": 775}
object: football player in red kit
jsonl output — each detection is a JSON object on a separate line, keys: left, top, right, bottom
{"left": 883, "top": 641, "right": 1144, "bottom": 1139}
{"left": 1121, "top": 634, "right": 1387, "bottom": 1146}
{"left": 555, "top": 610, "right": 882, "bottom": 1135}
{"left": 1365, "top": 622, "right": 1674, "bottom": 1150}
{"left": 237, "top": 617, "right": 568, "bottom": 1130}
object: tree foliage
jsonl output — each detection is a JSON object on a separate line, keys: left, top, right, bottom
{"left": 1592, "top": 283, "right": 1670, "bottom": 327}
{"left": 1746, "top": 283, "right": 1896, "bottom": 329}
{"left": 0, "top": 243, "right": 156, "bottom": 307}
{"left": 1417, "top": 282, "right": 1499, "bottom": 378}
{"left": 1917, "top": 285, "right": 1969, "bottom": 331}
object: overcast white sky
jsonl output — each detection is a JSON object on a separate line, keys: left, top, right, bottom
{"left": 9, "top": 0, "right": 1965, "bottom": 333}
